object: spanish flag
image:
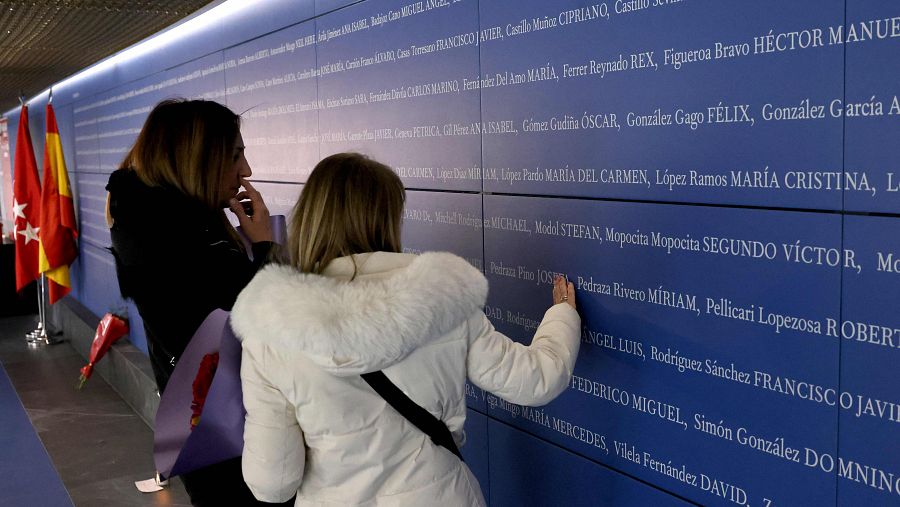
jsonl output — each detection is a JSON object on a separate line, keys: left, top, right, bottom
{"left": 38, "top": 103, "right": 78, "bottom": 304}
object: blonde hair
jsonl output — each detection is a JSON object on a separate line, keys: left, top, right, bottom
{"left": 289, "top": 153, "right": 405, "bottom": 273}
{"left": 119, "top": 99, "right": 241, "bottom": 211}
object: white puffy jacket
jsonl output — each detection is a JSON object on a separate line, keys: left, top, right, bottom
{"left": 230, "top": 251, "right": 580, "bottom": 506}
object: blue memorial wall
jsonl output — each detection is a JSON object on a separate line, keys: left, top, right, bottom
{"left": 7, "top": 0, "right": 900, "bottom": 505}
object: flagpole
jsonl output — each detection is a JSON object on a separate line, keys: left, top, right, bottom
{"left": 26, "top": 275, "right": 49, "bottom": 345}
{"left": 25, "top": 278, "right": 43, "bottom": 342}
{"left": 38, "top": 274, "right": 55, "bottom": 345}
{"left": 35, "top": 91, "right": 51, "bottom": 345}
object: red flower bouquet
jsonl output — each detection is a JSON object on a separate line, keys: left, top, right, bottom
{"left": 190, "top": 353, "right": 219, "bottom": 430}
{"left": 76, "top": 313, "right": 129, "bottom": 389}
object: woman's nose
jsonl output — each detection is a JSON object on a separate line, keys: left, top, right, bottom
{"left": 239, "top": 157, "right": 252, "bottom": 178}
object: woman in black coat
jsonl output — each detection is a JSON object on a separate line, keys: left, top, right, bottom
{"left": 105, "top": 99, "right": 290, "bottom": 506}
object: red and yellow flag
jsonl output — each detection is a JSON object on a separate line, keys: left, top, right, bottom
{"left": 12, "top": 105, "right": 41, "bottom": 292}
{"left": 38, "top": 103, "right": 78, "bottom": 304}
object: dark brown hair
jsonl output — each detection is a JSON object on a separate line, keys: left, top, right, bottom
{"left": 120, "top": 98, "right": 241, "bottom": 211}
{"left": 289, "top": 153, "right": 405, "bottom": 273}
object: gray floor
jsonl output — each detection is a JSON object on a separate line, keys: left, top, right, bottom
{"left": 0, "top": 315, "right": 191, "bottom": 507}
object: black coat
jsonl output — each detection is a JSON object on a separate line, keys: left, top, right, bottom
{"left": 106, "top": 168, "right": 271, "bottom": 392}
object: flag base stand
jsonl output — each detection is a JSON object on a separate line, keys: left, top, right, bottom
{"left": 26, "top": 329, "right": 62, "bottom": 347}
{"left": 25, "top": 321, "right": 43, "bottom": 339}
{"left": 25, "top": 317, "right": 45, "bottom": 344}
{"left": 24, "top": 275, "right": 61, "bottom": 346}
{"left": 26, "top": 329, "right": 46, "bottom": 346}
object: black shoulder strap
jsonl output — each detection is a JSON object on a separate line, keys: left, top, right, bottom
{"left": 361, "top": 371, "right": 463, "bottom": 461}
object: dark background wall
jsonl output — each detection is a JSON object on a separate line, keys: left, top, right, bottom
{"left": 7, "top": 1, "right": 900, "bottom": 505}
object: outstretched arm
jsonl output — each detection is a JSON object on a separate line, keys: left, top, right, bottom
{"left": 467, "top": 276, "right": 580, "bottom": 406}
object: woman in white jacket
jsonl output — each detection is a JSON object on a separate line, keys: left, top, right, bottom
{"left": 230, "top": 153, "right": 580, "bottom": 506}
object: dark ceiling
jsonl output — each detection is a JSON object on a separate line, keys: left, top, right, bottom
{"left": 0, "top": 0, "right": 215, "bottom": 112}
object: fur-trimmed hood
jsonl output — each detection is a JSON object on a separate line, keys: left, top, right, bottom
{"left": 231, "top": 252, "right": 488, "bottom": 376}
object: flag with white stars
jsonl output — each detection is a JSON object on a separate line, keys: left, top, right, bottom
{"left": 12, "top": 105, "right": 41, "bottom": 292}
